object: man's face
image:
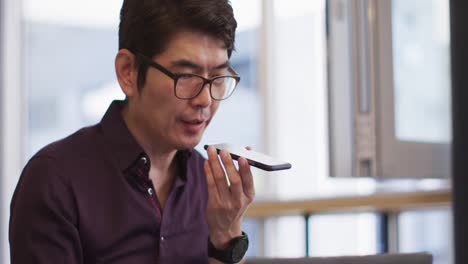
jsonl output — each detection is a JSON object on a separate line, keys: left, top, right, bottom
{"left": 127, "top": 31, "right": 228, "bottom": 151}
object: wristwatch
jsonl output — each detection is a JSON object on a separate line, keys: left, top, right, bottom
{"left": 208, "top": 232, "right": 249, "bottom": 263}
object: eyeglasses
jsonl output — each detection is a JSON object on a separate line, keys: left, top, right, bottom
{"left": 135, "top": 52, "right": 240, "bottom": 101}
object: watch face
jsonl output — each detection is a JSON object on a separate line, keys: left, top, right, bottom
{"left": 231, "top": 238, "right": 249, "bottom": 262}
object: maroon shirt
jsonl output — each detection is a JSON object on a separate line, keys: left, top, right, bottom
{"left": 9, "top": 100, "right": 210, "bottom": 264}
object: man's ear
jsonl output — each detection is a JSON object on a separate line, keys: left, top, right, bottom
{"left": 115, "top": 49, "right": 138, "bottom": 97}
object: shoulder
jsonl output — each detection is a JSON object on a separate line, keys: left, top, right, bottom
{"left": 10, "top": 126, "right": 102, "bottom": 219}
{"left": 9, "top": 130, "right": 94, "bottom": 245}
{"left": 19, "top": 124, "right": 104, "bottom": 188}
{"left": 34, "top": 124, "right": 102, "bottom": 161}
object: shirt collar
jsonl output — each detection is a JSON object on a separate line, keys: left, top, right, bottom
{"left": 101, "top": 100, "right": 144, "bottom": 172}
{"left": 100, "top": 100, "right": 194, "bottom": 184}
{"left": 173, "top": 150, "right": 191, "bottom": 187}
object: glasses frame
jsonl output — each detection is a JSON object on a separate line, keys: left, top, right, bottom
{"left": 135, "top": 52, "right": 241, "bottom": 101}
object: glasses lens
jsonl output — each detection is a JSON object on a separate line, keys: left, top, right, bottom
{"left": 175, "top": 75, "right": 238, "bottom": 100}
{"left": 175, "top": 75, "right": 205, "bottom": 99}
{"left": 211, "top": 76, "right": 238, "bottom": 100}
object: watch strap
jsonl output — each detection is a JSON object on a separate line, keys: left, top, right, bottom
{"left": 208, "top": 231, "right": 249, "bottom": 263}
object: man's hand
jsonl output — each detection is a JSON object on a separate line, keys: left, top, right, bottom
{"left": 204, "top": 145, "right": 255, "bottom": 250}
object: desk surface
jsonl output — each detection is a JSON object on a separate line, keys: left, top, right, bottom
{"left": 246, "top": 189, "right": 452, "bottom": 218}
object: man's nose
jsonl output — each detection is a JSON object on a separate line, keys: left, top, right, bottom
{"left": 190, "top": 82, "right": 212, "bottom": 108}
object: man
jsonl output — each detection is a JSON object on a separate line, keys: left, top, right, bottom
{"left": 9, "top": 0, "right": 255, "bottom": 263}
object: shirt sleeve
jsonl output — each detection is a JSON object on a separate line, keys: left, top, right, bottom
{"left": 9, "top": 156, "right": 83, "bottom": 264}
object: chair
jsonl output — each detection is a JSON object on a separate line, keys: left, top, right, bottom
{"left": 247, "top": 252, "right": 432, "bottom": 264}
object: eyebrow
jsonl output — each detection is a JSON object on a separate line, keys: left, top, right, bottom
{"left": 170, "top": 59, "right": 230, "bottom": 71}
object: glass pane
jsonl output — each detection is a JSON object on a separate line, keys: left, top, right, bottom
{"left": 399, "top": 209, "right": 453, "bottom": 264}
{"left": 272, "top": 0, "right": 327, "bottom": 198}
{"left": 308, "top": 213, "right": 378, "bottom": 256}
{"left": 23, "top": 0, "right": 124, "bottom": 159}
{"left": 259, "top": 0, "right": 379, "bottom": 259}
{"left": 392, "top": 0, "right": 451, "bottom": 143}
{"left": 265, "top": 216, "right": 307, "bottom": 257}
{"left": 242, "top": 218, "right": 262, "bottom": 258}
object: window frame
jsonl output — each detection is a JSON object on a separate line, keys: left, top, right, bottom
{"left": 327, "top": 0, "right": 451, "bottom": 178}
{"left": 1, "top": 0, "right": 24, "bottom": 263}
{"left": 375, "top": 0, "right": 451, "bottom": 178}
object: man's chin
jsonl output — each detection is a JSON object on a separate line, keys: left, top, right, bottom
{"left": 176, "top": 136, "right": 203, "bottom": 150}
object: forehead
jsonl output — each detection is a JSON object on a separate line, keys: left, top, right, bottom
{"left": 154, "top": 31, "right": 229, "bottom": 68}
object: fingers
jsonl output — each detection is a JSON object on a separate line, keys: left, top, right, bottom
{"left": 238, "top": 157, "right": 255, "bottom": 200}
{"left": 205, "top": 145, "right": 255, "bottom": 204}
{"left": 205, "top": 145, "right": 256, "bottom": 242}
{"left": 219, "top": 150, "right": 243, "bottom": 201}
{"left": 206, "top": 146, "right": 230, "bottom": 201}
{"left": 204, "top": 160, "right": 220, "bottom": 200}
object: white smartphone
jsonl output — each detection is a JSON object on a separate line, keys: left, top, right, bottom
{"left": 204, "top": 143, "right": 292, "bottom": 171}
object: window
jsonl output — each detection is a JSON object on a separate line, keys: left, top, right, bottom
{"left": 399, "top": 209, "right": 453, "bottom": 264}
{"left": 328, "top": 0, "right": 451, "bottom": 178}
{"left": 327, "top": 1, "right": 453, "bottom": 264}
{"left": 1, "top": 0, "right": 22, "bottom": 262}
{"left": 378, "top": 0, "right": 451, "bottom": 178}
{"left": 23, "top": 0, "right": 124, "bottom": 158}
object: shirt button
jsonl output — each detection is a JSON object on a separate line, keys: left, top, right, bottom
{"left": 141, "top": 156, "right": 148, "bottom": 164}
{"left": 148, "top": 188, "right": 153, "bottom": 195}
{"left": 161, "top": 236, "right": 165, "bottom": 241}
